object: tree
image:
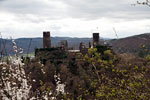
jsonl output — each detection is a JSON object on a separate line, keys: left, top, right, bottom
{"left": 137, "top": 0, "right": 150, "bottom": 7}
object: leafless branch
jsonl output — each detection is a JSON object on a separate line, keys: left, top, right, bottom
{"left": 92, "top": 63, "right": 101, "bottom": 83}
{"left": 137, "top": 0, "right": 150, "bottom": 7}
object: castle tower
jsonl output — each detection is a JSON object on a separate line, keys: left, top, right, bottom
{"left": 43, "top": 31, "right": 51, "bottom": 48}
{"left": 60, "top": 40, "right": 68, "bottom": 50}
{"left": 93, "top": 33, "right": 99, "bottom": 47}
{"left": 89, "top": 42, "right": 91, "bottom": 48}
{"left": 79, "top": 42, "right": 83, "bottom": 52}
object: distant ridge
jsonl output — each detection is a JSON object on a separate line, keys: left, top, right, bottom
{"left": 110, "top": 33, "right": 150, "bottom": 55}
{"left": 0, "top": 33, "right": 150, "bottom": 56}
{"left": 0, "top": 37, "right": 107, "bottom": 55}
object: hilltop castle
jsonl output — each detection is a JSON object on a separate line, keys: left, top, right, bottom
{"left": 41, "top": 31, "right": 100, "bottom": 52}
{"left": 35, "top": 31, "right": 111, "bottom": 64}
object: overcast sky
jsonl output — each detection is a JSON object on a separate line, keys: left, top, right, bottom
{"left": 0, "top": 0, "right": 150, "bottom": 38}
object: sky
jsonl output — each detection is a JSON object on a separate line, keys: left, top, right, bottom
{"left": 0, "top": 0, "right": 149, "bottom": 39}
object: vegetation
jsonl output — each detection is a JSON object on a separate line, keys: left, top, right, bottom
{"left": 1, "top": 39, "right": 150, "bottom": 99}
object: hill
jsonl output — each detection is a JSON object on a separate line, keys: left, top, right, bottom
{"left": 110, "top": 33, "right": 150, "bottom": 56}
{"left": 1, "top": 33, "right": 150, "bottom": 56}
{"left": 0, "top": 37, "right": 106, "bottom": 55}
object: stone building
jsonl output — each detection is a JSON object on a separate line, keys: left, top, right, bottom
{"left": 93, "top": 33, "right": 100, "bottom": 47}
{"left": 60, "top": 40, "right": 68, "bottom": 51}
{"left": 79, "top": 42, "right": 88, "bottom": 55}
{"left": 79, "top": 33, "right": 100, "bottom": 54}
{"left": 35, "top": 31, "right": 112, "bottom": 64}
{"left": 43, "top": 31, "right": 51, "bottom": 48}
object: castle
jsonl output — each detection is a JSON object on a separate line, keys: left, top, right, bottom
{"left": 42, "top": 31, "right": 100, "bottom": 52}
{"left": 35, "top": 31, "right": 111, "bottom": 64}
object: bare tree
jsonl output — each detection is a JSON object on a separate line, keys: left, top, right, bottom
{"left": 137, "top": 0, "right": 150, "bottom": 7}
